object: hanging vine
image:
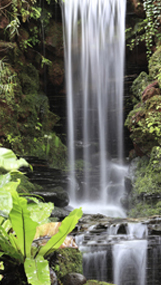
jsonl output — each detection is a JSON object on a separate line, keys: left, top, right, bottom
{"left": 127, "top": 0, "right": 161, "bottom": 59}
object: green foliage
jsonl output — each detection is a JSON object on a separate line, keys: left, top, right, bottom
{"left": 0, "top": 58, "right": 18, "bottom": 107}
{"left": 24, "top": 256, "right": 50, "bottom": 285}
{"left": 0, "top": 147, "right": 29, "bottom": 172}
{"left": 125, "top": 93, "right": 161, "bottom": 154}
{"left": 0, "top": 147, "right": 83, "bottom": 285}
{"left": 38, "top": 208, "right": 83, "bottom": 258}
{"left": 129, "top": 148, "right": 161, "bottom": 217}
{"left": 27, "top": 199, "right": 54, "bottom": 225}
{"left": 52, "top": 248, "right": 83, "bottom": 282}
{"left": 130, "top": 71, "right": 152, "bottom": 103}
{"left": 127, "top": 0, "right": 161, "bottom": 59}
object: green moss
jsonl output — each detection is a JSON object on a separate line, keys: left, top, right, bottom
{"left": 46, "top": 20, "right": 63, "bottom": 50}
{"left": 129, "top": 202, "right": 161, "bottom": 218}
{"left": 131, "top": 71, "right": 151, "bottom": 103}
{"left": 0, "top": 59, "right": 66, "bottom": 167}
{"left": 51, "top": 248, "right": 83, "bottom": 282}
{"left": 125, "top": 95, "right": 161, "bottom": 155}
{"left": 18, "top": 63, "right": 39, "bottom": 95}
{"left": 149, "top": 46, "right": 161, "bottom": 80}
{"left": 128, "top": 148, "right": 161, "bottom": 218}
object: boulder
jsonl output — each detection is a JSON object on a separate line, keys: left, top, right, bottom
{"left": 61, "top": 273, "right": 86, "bottom": 285}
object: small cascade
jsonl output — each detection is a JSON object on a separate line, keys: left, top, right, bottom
{"left": 77, "top": 222, "right": 151, "bottom": 285}
{"left": 127, "top": 223, "right": 148, "bottom": 239}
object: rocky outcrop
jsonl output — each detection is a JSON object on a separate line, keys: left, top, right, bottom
{"left": 125, "top": 47, "right": 161, "bottom": 156}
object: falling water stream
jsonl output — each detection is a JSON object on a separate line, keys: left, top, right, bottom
{"left": 61, "top": 0, "right": 127, "bottom": 217}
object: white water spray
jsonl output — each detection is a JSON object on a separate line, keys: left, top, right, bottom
{"left": 61, "top": 0, "right": 127, "bottom": 216}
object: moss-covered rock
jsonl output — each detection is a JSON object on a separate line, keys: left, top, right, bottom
{"left": 149, "top": 46, "right": 161, "bottom": 85}
{"left": 84, "top": 281, "right": 115, "bottom": 285}
{"left": 48, "top": 59, "right": 64, "bottom": 87}
{"left": 128, "top": 147, "right": 161, "bottom": 218}
{"left": 125, "top": 45, "right": 161, "bottom": 156}
{"left": 125, "top": 94, "right": 161, "bottom": 155}
{"left": 51, "top": 248, "right": 83, "bottom": 283}
{"left": 18, "top": 63, "right": 39, "bottom": 95}
{"left": 0, "top": 57, "right": 67, "bottom": 168}
{"left": 131, "top": 71, "right": 152, "bottom": 104}
{"left": 45, "top": 20, "right": 64, "bottom": 57}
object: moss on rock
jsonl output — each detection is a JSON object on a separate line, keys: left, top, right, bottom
{"left": 125, "top": 94, "right": 161, "bottom": 155}
{"left": 51, "top": 248, "right": 83, "bottom": 282}
{"left": 0, "top": 58, "right": 66, "bottom": 168}
{"left": 149, "top": 46, "right": 161, "bottom": 83}
{"left": 128, "top": 147, "right": 161, "bottom": 218}
{"left": 131, "top": 71, "right": 152, "bottom": 104}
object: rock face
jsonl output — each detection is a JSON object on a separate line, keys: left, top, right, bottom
{"left": 33, "top": 186, "right": 69, "bottom": 207}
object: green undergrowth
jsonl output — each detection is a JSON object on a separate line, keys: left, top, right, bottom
{"left": 129, "top": 146, "right": 161, "bottom": 217}
{"left": 51, "top": 248, "right": 83, "bottom": 282}
{"left": 0, "top": 58, "right": 67, "bottom": 169}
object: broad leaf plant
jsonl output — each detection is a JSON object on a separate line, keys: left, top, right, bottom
{"left": 0, "top": 147, "right": 82, "bottom": 285}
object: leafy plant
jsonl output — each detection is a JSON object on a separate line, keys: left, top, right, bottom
{"left": 0, "top": 147, "right": 83, "bottom": 285}
{"left": 0, "top": 58, "right": 18, "bottom": 107}
{"left": 127, "top": 0, "right": 161, "bottom": 59}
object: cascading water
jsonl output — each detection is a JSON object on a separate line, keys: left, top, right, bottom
{"left": 77, "top": 222, "right": 149, "bottom": 285}
{"left": 61, "top": 0, "right": 127, "bottom": 217}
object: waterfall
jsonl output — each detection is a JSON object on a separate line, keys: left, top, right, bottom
{"left": 61, "top": 0, "right": 127, "bottom": 216}
{"left": 79, "top": 222, "right": 149, "bottom": 285}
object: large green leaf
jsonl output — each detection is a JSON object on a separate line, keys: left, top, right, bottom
{"left": 0, "top": 147, "right": 29, "bottom": 171}
{"left": 24, "top": 256, "right": 50, "bottom": 285}
{"left": 38, "top": 207, "right": 83, "bottom": 257}
{"left": 27, "top": 201, "right": 54, "bottom": 225}
{"left": 9, "top": 192, "right": 38, "bottom": 258}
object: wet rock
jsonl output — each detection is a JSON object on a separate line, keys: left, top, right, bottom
{"left": 51, "top": 206, "right": 71, "bottom": 220}
{"left": 33, "top": 186, "right": 69, "bottom": 207}
{"left": 61, "top": 273, "right": 86, "bottom": 285}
